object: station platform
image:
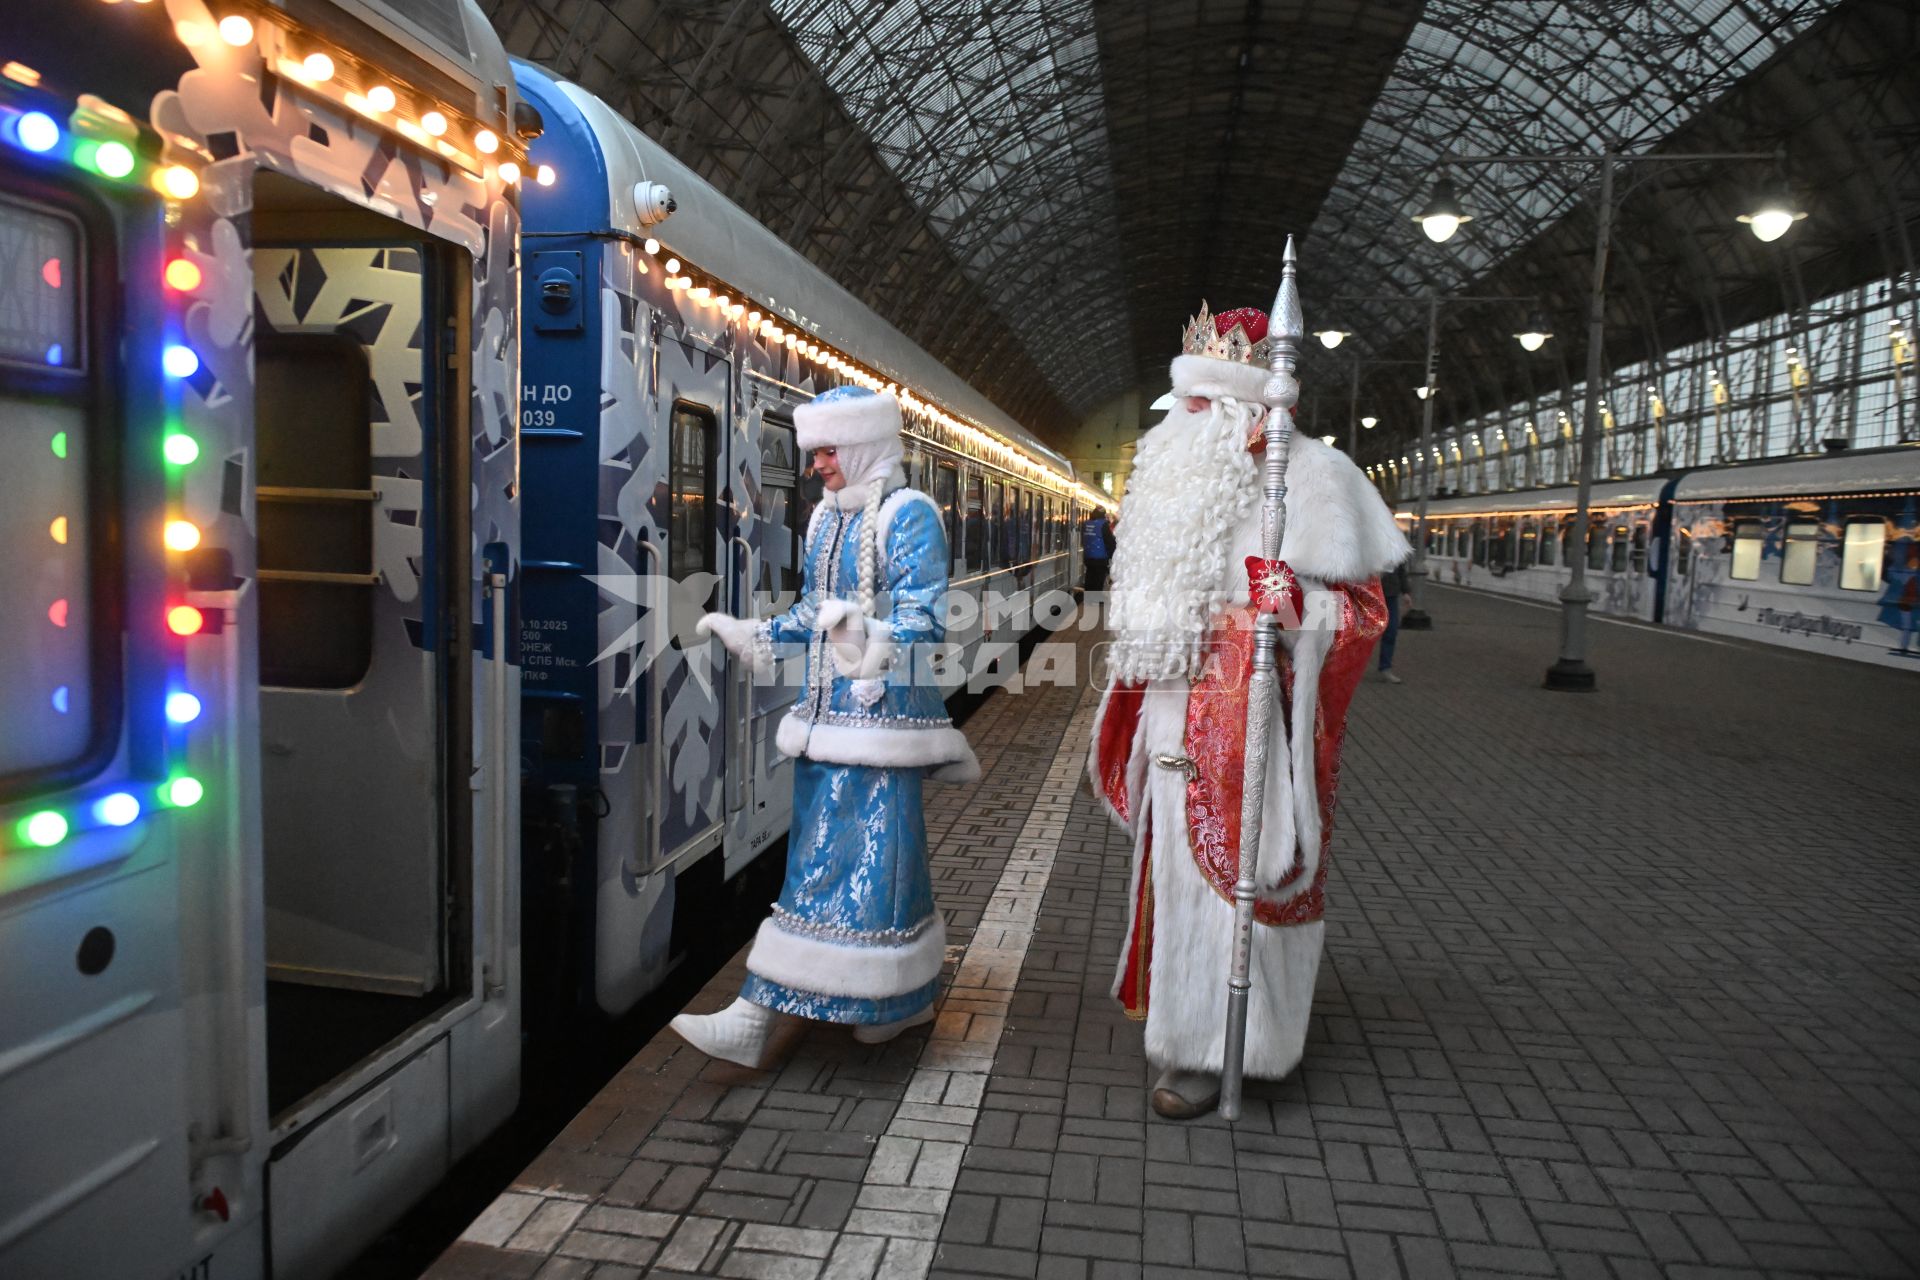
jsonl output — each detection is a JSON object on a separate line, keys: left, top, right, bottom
{"left": 428, "top": 588, "right": 1918, "bottom": 1280}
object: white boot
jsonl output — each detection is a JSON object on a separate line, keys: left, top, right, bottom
{"left": 670, "top": 997, "right": 780, "bottom": 1068}
{"left": 852, "top": 1005, "right": 935, "bottom": 1045}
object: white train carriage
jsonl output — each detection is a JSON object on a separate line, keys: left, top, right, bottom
{"left": 512, "top": 62, "right": 1106, "bottom": 1024}
{"left": 1664, "top": 449, "right": 1920, "bottom": 667}
{"left": 1402, "top": 479, "right": 1673, "bottom": 624}
{"left": 1, "top": 3, "right": 527, "bottom": 1277}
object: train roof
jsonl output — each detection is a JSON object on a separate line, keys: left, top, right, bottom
{"left": 513, "top": 60, "right": 1071, "bottom": 478}
{"left": 1672, "top": 446, "right": 1920, "bottom": 502}
{"left": 1402, "top": 476, "right": 1672, "bottom": 519}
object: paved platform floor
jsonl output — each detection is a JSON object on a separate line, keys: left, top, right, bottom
{"left": 429, "top": 588, "right": 1919, "bottom": 1280}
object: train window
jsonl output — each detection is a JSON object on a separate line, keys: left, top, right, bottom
{"left": 1730, "top": 520, "right": 1763, "bottom": 580}
{"left": 1539, "top": 519, "right": 1556, "bottom": 567}
{"left": 1840, "top": 520, "right": 1885, "bottom": 591}
{"left": 1672, "top": 527, "right": 1691, "bottom": 577}
{"left": 669, "top": 402, "right": 715, "bottom": 581}
{"left": 1017, "top": 488, "right": 1034, "bottom": 563}
{"left": 963, "top": 473, "right": 987, "bottom": 570}
{"left": 1471, "top": 521, "right": 1487, "bottom": 567}
{"left": 2, "top": 189, "right": 110, "bottom": 784}
{"left": 757, "top": 416, "right": 808, "bottom": 599}
{"left": 934, "top": 462, "right": 960, "bottom": 570}
{"left": 1586, "top": 519, "right": 1608, "bottom": 571}
{"left": 1519, "top": 519, "right": 1538, "bottom": 568}
{"left": 1609, "top": 524, "right": 1630, "bottom": 572}
{"left": 256, "top": 335, "right": 376, "bottom": 688}
{"left": 1630, "top": 523, "right": 1649, "bottom": 576}
{"left": 998, "top": 483, "right": 1013, "bottom": 568}
{"left": 1779, "top": 521, "right": 1819, "bottom": 586}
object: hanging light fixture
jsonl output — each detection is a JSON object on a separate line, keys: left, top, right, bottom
{"left": 1514, "top": 309, "right": 1554, "bottom": 352}
{"left": 1313, "top": 329, "right": 1348, "bottom": 350}
{"left": 1738, "top": 181, "right": 1807, "bottom": 243}
{"left": 1413, "top": 175, "right": 1471, "bottom": 244}
{"left": 1361, "top": 415, "right": 1378, "bottom": 429}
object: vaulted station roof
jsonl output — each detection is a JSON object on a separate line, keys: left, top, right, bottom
{"left": 482, "top": 0, "right": 1919, "bottom": 457}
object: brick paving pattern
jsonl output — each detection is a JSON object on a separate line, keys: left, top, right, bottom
{"left": 430, "top": 591, "right": 1919, "bottom": 1280}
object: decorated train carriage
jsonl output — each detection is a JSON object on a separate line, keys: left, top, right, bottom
{"left": 1400, "top": 478, "right": 1672, "bottom": 623}
{"left": 1664, "top": 449, "right": 1920, "bottom": 666}
{"left": 0, "top": 3, "right": 525, "bottom": 1277}
{"left": 511, "top": 60, "right": 1100, "bottom": 1025}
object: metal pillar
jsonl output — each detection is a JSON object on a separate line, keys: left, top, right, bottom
{"left": 1400, "top": 294, "right": 1441, "bottom": 631}
{"left": 1544, "top": 151, "right": 1615, "bottom": 692}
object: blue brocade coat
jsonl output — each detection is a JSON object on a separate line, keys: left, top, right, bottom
{"left": 738, "top": 483, "right": 977, "bottom": 1023}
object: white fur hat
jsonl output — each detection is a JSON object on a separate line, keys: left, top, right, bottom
{"left": 1169, "top": 353, "right": 1274, "bottom": 406}
{"left": 794, "top": 387, "right": 903, "bottom": 451}
{"left": 1169, "top": 303, "right": 1289, "bottom": 406}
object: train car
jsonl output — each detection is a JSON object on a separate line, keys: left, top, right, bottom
{"left": 1, "top": 3, "right": 526, "bottom": 1277}
{"left": 1402, "top": 478, "right": 1674, "bottom": 623}
{"left": 510, "top": 60, "right": 1104, "bottom": 1024}
{"left": 1664, "top": 448, "right": 1920, "bottom": 666}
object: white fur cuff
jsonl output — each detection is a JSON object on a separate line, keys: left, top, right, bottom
{"left": 745, "top": 914, "right": 946, "bottom": 1000}
{"left": 795, "top": 391, "right": 903, "bottom": 451}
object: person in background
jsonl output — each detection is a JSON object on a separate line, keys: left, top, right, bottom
{"left": 1377, "top": 559, "right": 1410, "bottom": 683}
{"left": 1082, "top": 509, "right": 1114, "bottom": 593}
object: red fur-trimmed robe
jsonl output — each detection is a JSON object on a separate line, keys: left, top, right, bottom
{"left": 1089, "top": 435, "right": 1405, "bottom": 1078}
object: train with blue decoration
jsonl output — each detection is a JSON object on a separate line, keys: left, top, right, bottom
{"left": 0, "top": 4, "right": 1101, "bottom": 1278}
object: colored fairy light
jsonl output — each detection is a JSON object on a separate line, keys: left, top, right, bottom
{"left": 94, "top": 793, "right": 141, "bottom": 827}
{"left": 498, "top": 161, "right": 520, "bottom": 184}
{"left": 165, "top": 691, "right": 203, "bottom": 724}
{"left": 303, "top": 52, "right": 334, "bottom": 81}
{"left": 158, "top": 165, "right": 200, "bottom": 199}
{"left": 50, "top": 431, "right": 67, "bottom": 458}
{"left": 48, "top": 599, "right": 69, "bottom": 627}
{"left": 664, "top": 257, "right": 680, "bottom": 274}
{"left": 165, "top": 776, "right": 205, "bottom": 808}
{"left": 45, "top": 343, "right": 63, "bottom": 366}
{"left": 49, "top": 516, "right": 67, "bottom": 544}
{"left": 167, "top": 604, "right": 204, "bottom": 636}
{"left": 15, "top": 110, "right": 59, "bottom": 153}
{"left": 92, "top": 141, "right": 136, "bottom": 178}
{"left": 535, "top": 164, "right": 555, "bottom": 187}
{"left": 218, "top": 14, "right": 254, "bottom": 46}
{"left": 165, "top": 258, "right": 202, "bottom": 291}
{"left": 421, "top": 111, "right": 448, "bottom": 137}
{"left": 164, "top": 520, "right": 202, "bottom": 551}
{"left": 2, "top": 61, "right": 42, "bottom": 87}
{"left": 474, "top": 129, "right": 498, "bottom": 154}
{"left": 366, "top": 85, "right": 396, "bottom": 112}
{"left": 21, "top": 810, "right": 68, "bottom": 848}
{"left": 52, "top": 686, "right": 69, "bottom": 713}
{"left": 163, "top": 345, "right": 199, "bottom": 378}
{"left": 41, "top": 257, "right": 61, "bottom": 288}
{"left": 164, "top": 432, "right": 200, "bottom": 465}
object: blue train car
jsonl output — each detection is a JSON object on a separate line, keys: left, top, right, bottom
{"left": 512, "top": 61, "right": 1102, "bottom": 1021}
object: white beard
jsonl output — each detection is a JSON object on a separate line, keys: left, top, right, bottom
{"left": 1106, "top": 397, "right": 1261, "bottom": 683}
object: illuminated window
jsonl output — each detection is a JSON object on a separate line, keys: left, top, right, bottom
{"left": 1672, "top": 527, "right": 1691, "bottom": 578}
{"left": 934, "top": 462, "right": 960, "bottom": 570}
{"left": 2, "top": 185, "right": 111, "bottom": 786}
{"left": 669, "top": 402, "right": 716, "bottom": 582}
{"left": 1780, "top": 521, "right": 1820, "bottom": 586}
{"left": 1730, "top": 520, "right": 1764, "bottom": 580}
{"left": 963, "top": 473, "right": 987, "bottom": 570}
{"left": 1840, "top": 520, "right": 1885, "bottom": 592}
{"left": 757, "top": 416, "right": 808, "bottom": 599}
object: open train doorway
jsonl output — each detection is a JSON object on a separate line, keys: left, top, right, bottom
{"left": 248, "top": 172, "right": 471, "bottom": 1122}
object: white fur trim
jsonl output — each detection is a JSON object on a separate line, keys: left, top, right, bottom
{"left": 795, "top": 391, "right": 903, "bottom": 451}
{"left": 1275, "top": 436, "right": 1411, "bottom": 584}
{"left": 745, "top": 914, "right": 946, "bottom": 1000}
{"left": 777, "top": 711, "right": 982, "bottom": 783}
{"left": 1170, "top": 353, "right": 1271, "bottom": 406}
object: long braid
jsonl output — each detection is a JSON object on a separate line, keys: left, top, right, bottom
{"left": 857, "top": 478, "right": 886, "bottom": 619}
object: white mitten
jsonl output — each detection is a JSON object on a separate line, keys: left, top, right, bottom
{"left": 696, "top": 612, "right": 773, "bottom": 674}
{"left": 814, "top": 599, "right": 887, "bottom": 678}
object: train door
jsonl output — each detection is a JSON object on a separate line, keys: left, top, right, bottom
{"left": 655, "top": 336, "right": 732, "bottom": 871}
{"left": 251, "top": 179, "right": 460, "bottom": 1112}
{"left": 737, "top": 406, "right": 816, "bottom": 869}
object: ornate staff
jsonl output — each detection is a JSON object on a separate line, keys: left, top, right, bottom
{"left": 1219, "top": 236, "right": 1304, "bottom": 1120}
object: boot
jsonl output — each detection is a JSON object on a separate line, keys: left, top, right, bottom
{"left": 1150, "top": 1066, "right": 1221, "bottom": 1120}
{"left": 670, "top": 997, "right": 780, "bottom": 1068}
{"left": 851, "top": 1005, "right": 935, "bottom": 1045}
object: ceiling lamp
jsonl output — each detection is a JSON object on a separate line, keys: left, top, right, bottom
{"left": 1413, "top": 175, "right": 1471, "bottom": 244}
{"left": 1314, "top": 329, "right": 1348, "bottom": 350}
{"left": 1514, "top": 310, "right": 1554, "bottom": 352}
{"left": 1739, "top": 184, "right": 1807, "bottom": 243}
